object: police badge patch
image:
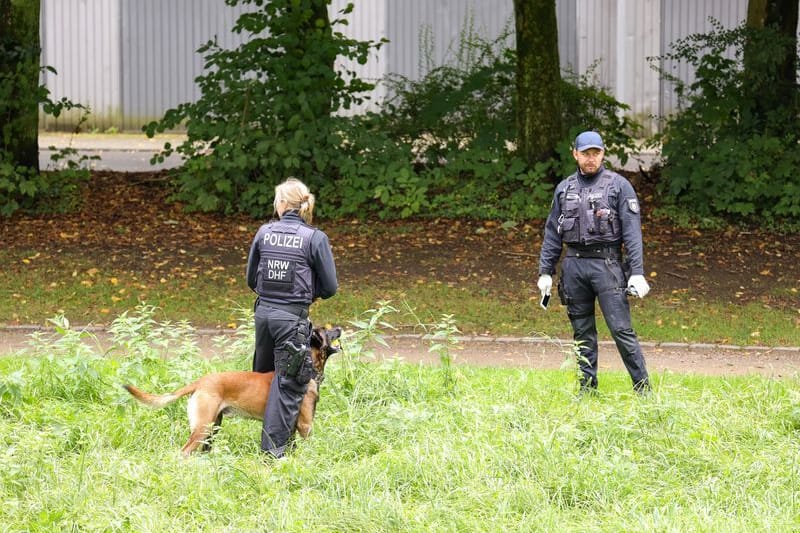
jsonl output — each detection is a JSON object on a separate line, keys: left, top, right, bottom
{"left": 627, "top": 198, "right": 640, "bottom": 213}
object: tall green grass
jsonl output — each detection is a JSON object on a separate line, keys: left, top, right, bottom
{"left": 1, "top": 307, "right": 798, "bottom": 531}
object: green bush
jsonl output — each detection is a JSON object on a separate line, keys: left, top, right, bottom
{"left": 654, "top": 21, "right": 800, "bottom": 220}
{"left": 146, "top": 9, "right": 638, "bottom": 221}
{"left": 337, "top": 29, "right": 639, "bottom": 220}
{"left": 144, "top": 0, "right": 384, "bottom": 217}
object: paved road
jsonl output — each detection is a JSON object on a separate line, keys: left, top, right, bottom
{"left": 39, "top": 133, "right": 184, "bottom": 172}
{"left": 2, "top": 326, "right": 799, "bottom": 378}
{"left": 37, "top": 133, "right": 660, "bottom": 173}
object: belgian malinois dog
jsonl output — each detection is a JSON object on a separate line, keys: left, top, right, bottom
{"left": 124, "top": 325, "right": 342, "bottom": 456}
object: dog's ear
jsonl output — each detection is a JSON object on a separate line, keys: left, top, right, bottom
{"left": 310, "top": 327, "right": 324, "bottom": 348}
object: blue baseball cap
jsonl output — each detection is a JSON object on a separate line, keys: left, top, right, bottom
{"left": 574, "top": 131, "right": 605, "bottom": 151}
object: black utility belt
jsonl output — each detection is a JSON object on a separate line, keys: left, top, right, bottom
{"left": 565, "top": 245, "right": 621, "bottom": 259}
{"left": 257, "top": 299, "right": 309, "bottom": 318}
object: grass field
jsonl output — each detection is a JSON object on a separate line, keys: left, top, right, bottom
{"left": 1, "top": 308, "right": 798, "bottom": 532}
{"left": 3, "top": 247, "right": 799, "bottom": 347}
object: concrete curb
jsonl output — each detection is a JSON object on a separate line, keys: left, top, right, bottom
{"left": 3, "top": 325, "right": 798, "bottom": 354}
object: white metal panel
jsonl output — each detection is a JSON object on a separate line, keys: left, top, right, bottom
{"left": 40, "top": 0, "right": 122, "bottom": 131}
{"left": 383, "top": 0, "right": 514, "bottom": 80}
{"left": 576, "top": 0, "right": 617, "bottom": 90}
{"left": 616, "top": 0, "right": 661, "bottom": 134}
{"left": 120, "top": 0, "right": 248, "bottom": 130}
{"left": 659, "top": 0, "right": 748, "bottom": 117}
{"left": 574, "top": 0, "right": 666, "bottom": 133}
{"left": 558, "top": 0, "right": 579, "bottom": 71}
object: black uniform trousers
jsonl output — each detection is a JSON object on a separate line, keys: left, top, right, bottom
{"left": 559, "top": 255, "right": 649, "bottom": 390}
{"left": 253, "top": 301, "right": 309, "bottom": 458}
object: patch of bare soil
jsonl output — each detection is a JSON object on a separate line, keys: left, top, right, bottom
{"left": 374, "top": 336, "right": 800, "bottom": 378}
{"left": 2, "top": 171, "right": 799, "bottom": 309}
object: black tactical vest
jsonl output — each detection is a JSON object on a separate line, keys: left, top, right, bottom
{"left": 256, "top": 219, "right": 316, "bottom": 303}
{"left": 558, "top": 170, "right": 622, "bottom": 245}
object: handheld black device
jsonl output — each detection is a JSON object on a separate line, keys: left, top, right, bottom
{"left": 540, "top": 293, "right": 550, "bottom": 310}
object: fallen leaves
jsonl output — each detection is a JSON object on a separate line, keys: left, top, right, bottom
{"left": 2, "top": 171, "right": 800, "bottom": 317}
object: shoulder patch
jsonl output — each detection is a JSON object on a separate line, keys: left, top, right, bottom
{"left": 627, "top": 198, "right": 640, "bottom": 214}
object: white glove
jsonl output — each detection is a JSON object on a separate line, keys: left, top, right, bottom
{"left": 627, "top": 274, "right": 650, "bottom": 298}
{"left": 537, "top": 274, "right": 552, "bottom": 296}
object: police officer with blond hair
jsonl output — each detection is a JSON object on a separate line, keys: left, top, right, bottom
{"left": 246, "top": 177, "right": 338, "bottom": 457}
{"left": 537, "top": 131, "right": 651, "bottom": 394}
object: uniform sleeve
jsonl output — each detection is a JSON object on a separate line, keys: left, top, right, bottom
{"left": 616, "top": 177, "right": 645, "bottom": 276}
{"left": 310, "top": 231, "right": 338, "bottom": 300}
{"left": 245, "top": 230, "right": 262, "bottom": 292}
{"left": 538, "top": 185, "right": 565, "bottom": 275}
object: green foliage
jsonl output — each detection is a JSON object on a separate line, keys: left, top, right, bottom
{"left": 425, "top": 313, "right": 461, "bottom": 392}
{"left": 337, "top": 28, "right": 640, "bottom": 221}
{"left": 0, "top": 369, "right": 24, "bottom": 415}
{"left": 379, "top": 25, "right": 518, "bottom": 158}
{"left": 0, "top": 41, "right": 94, "bottom": 216}
{"left": 147, "top": 10, "right": 637, "bottom": 221}
{"left": 107, "top": 304, "right": 221, "bottom": 392}
{"left": 318, "top": 117, "right": 420, "bottom": 218}
{"left": 22, "top": 316, "right": 107, "bottom": 402}
{"left": 654, "top": 21, "right": 800, "bottom": 221}
{"left": 144, "top": 0, "right": 385, "bottom": 217}
{"left": 338, "top": 301, "right": 398, "bottom": 392}
{"left": 0, "top": 149, "right": 94, "bottom": 217}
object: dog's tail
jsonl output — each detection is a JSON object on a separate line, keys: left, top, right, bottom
{"left": 123, "top": 382, "right": 197, "bottom": 409}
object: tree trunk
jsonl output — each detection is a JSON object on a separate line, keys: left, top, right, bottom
{"left": 745, "top": 0, "right": 798, "bottom": 116}
{"left": 513, "top": 0, "right": 562, "bottom": 168}
{"left": 0, "top": 0, "right": 40, "bottom": 170}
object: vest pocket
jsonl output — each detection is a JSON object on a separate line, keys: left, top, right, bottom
{"left": 559, "top": 217, "right": 579, "bottom": 242}
{"left": 564, "top": 194, "right": 580, "bottom": 216}
{"left": 261, "top": 258, "right": 296, "bottom": 292}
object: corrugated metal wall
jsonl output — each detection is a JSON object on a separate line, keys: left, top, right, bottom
{"left": 40, "top": 0, "right": 123, "bottom": 130}
{"left": 659, "top": 0, "right": 748, "bottom": 118}
{"left": 615, "top": 0, "right": 661, "bottom": 133}
{"left": 41, "top": 0, "right": 251, "bottom": 131}
{"left": 557, "top": 0, "right": 578, "bottom": 73}
{"left": 120, "top": 0, "right": 246, "bottom": 130}
{"left": 382, "top": 0, "right": 513, "bottom": 80}
{"left": 41, "top": 0, "right": 793, "bottom": 133}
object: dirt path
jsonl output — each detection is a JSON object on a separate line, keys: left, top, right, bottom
{"left": 376, "top": 336, "right": 800, "bottom": 378}
{"left": 2, "top": 327, "right": 798, "bottom": 378}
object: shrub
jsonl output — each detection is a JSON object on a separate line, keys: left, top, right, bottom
{"left": 144, "top": 8, "right": 638, "bottom": 222}
{"left": 333, "top": 27, "right": 639, "bottom": 221}
{"left": 653, "top": 20, "right": 800, "bottom": 220}
{"left": 144, "top": 0, "right": 385, "bottom": 217}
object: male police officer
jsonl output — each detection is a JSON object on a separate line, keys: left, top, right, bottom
{"left": 246, "top": 178, "right": 337, "bottom": 458}
{"left": 537, "top": 131, "right": 651, "bottom": 394}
